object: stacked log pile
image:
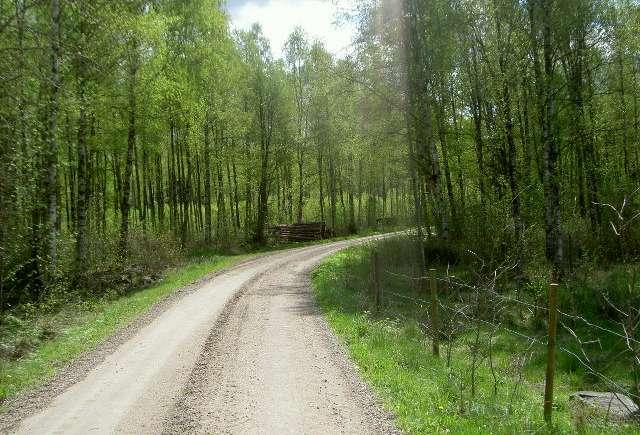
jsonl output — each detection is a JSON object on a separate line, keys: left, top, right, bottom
{"left": 269, "top": 222, "right": 331, "bottom": 242}
{"left": 376, "top": 217, "right": 397, "bottom": 227}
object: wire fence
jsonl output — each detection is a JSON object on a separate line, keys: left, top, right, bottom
{"left": 363, "top": 250, "right": 640, "bottom": 424}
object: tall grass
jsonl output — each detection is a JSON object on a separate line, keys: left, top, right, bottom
{"left": 313, "top": 244, "right": 640, "bottom": 433}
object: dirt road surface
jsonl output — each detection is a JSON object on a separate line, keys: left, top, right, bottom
{"left": 1, "top": 236, "right": 398, "bottom": 434}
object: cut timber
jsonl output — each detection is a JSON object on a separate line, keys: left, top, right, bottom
{"left": 269, "top": 222, "right": 333, "bottom": 242}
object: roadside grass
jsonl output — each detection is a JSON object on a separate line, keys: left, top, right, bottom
{"left": 0, "top": 254, "right": 242, "bottom": 405}
{"left": 312, "top": 247, "right": 640, "bottom": 434}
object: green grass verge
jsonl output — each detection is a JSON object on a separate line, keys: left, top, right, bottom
{"left": 0, "top": 254, "right": 243, "bottom": 404}
{"left": 312, "top": 248, "right": 640, "bottom": 434}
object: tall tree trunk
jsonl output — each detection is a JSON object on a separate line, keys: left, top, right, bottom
{"left": 339, "top": 175, "right": 346, "bottom": 228}
{"left": 232, "top": 156, "right": 240, "bottom": 229}
{"left": 494, "top": 6, "right": 522, "bottom": 242}
{"left": 119, "top": 48, "right": 138, "bottom": 255}
{"left": 468, "top": 47, "right": 486, "bottom": 220}
{"left": 519, "top": 79, "right": 533, "bottom": 182}
{"left": 540, "top": 0, "right": 563, "bottom": 274}
{"left": 618, "top": 52, "right": 630, "bottom": 178}
{"left": 504, "top": 88, "right": 522, "bottom": 242}
{"left": 178, "top": 126, "right": 189, "bottom": 245}
{"left": 529, "top": 0, "right": 546, "bottom": 184}
{"left": 348, "top": 155, "right": 356, "bottom": 233}
{"left": 135, "top": 143, "right": 144, "bottom": 232}
{"left": 75, "top": 60, "right": 89, "bottom": 273}
{"left": 255, "top": 94, "right": 271, "bottom": 244}
{"left": 203, "top": 123, "right": 212, "bottom": 243}
{"left": 328, "top": 154, "right": 336, "bottom": 228}
{"left": 169, "top": 122, "right": 177, "bottom": 233}
{"left": 45, "top": 0, "right": 61, "bottom": 278}
{"left": 144, "top": 148, "right": 155, "bottom": 230}
{"left": 450, "top": 90, "right": 466, "bottom": 226}
{"left": 113, "top": 153, "right": 122, "bottom": 217}
{"left": 226, "top": 156, "right": 236, "bottom": 233}
{"left": 317, "top": 140, "right": 325, "bottom": 223}
{"left": 435, "top": 87, "right": 457, "bottom": 231}
{"left": 244, "top": 138, "right": 252, "bottom": 234}
{"left": 286, "top": 161, "right": 293, "bottom": 222}
{"left": 155, "top": 154, "right": 165, "bottom": 229}
{"left": 255, "top": 145, "right": 269, "bottom": 243}
{"left": 566, "top": 27, "right": 600, "bottom": 231}
{"left": 194, "top": 151, "right": 202, "bottom": 233}
{"left": 297, "top": 149, "right": 304, "bottom": 223}
{"left": 101, "top": 153, "right": 107, "bottom": 230}
{"left": 66, "top": 125, "right": 76, "bottom": 231}
{"left": 216, "top": 131, "right": 226, "bottom": 241}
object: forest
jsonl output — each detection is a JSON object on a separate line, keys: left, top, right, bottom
{"left": 0, "top": 0, "right": 640, "bottom": 429}
{"left": 0, "top": 0, "right": 411, "bottom": 310}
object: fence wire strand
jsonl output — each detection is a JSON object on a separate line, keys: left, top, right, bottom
{"left": 378, "top": 266, "right": 640, "bottom": 410}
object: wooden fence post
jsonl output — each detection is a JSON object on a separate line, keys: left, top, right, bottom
{"left": 445, "top": 273, "right": 451, "bottom": 298}
{"left": 429, "top": 268, "right": 440, "bottom": 357}
{"left": 371, "top": 250, "right": 381, "bottom": 310}
{"left": 544, "top": 282, "right": 559, "bottom": 424}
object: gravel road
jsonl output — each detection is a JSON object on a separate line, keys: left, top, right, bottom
{"left": 1, "top": 236, "right": 398, "bottom": 434}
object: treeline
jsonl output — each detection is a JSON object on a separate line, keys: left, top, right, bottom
{"left": 4, "top": 0, "right": 637, "bottom": 310}
{"left": 0, "top": 0, "right": 410, "bottom": 308}
{"left": 355, "top": 0, "right": 640, "bottom": 275}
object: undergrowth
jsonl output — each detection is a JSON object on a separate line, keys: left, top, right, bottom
{"left": 312, "top": 245, "right": 640, "bottom": 434}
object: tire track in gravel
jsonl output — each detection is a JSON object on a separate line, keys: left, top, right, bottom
{"left": 0, "top": 254, "right": 268, "bottom": 434}
{"left": 163, "top": 242, "right": 398, "bottom": 435}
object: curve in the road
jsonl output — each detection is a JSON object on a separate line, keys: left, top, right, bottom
{"left": 1, "top": 236, "right": 398, "bottom": 435}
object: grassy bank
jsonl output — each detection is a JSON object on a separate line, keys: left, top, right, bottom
{"left": 312, "top": 246, "right": 640, "bottom": 434}
{"left": 0, "top": 254, "right": 242, "bottom": 404}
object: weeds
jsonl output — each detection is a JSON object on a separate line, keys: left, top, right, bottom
{"left": 313, "top": 245, "right": 640, "bottom": 433}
